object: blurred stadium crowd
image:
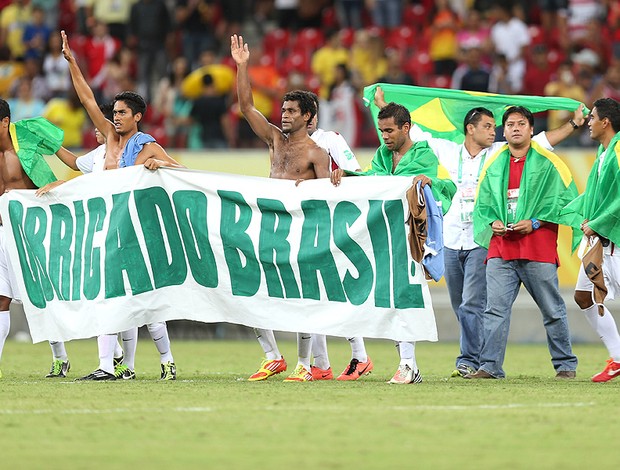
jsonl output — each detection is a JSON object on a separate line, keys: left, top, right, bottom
{"left": 0, "top": 0, "right": 618, "bottom": 150}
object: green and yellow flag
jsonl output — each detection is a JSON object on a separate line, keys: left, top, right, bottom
{"left": 348, "top": 140, "right": 457, "bottom": 214}
{"left": 9, "top": 117, "right": 62, "bottom": 188}
{"left": 363, "top": 84, "right": 587, "bottom": 143}
{"left": 473, "top": 141, "right": 581, "bottom": 250}
{"left": 562, "top": 132, "right": 620, "bottom": 246}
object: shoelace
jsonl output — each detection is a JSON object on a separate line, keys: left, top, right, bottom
{"left": 50, "top": 360, "right": 62, "bottom": 375}
{"left": 344, "top": 359, "right": 360, "bottom": 375}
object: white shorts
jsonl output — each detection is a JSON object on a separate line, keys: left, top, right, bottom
{"left": 0, "top": 226, "right": 21, "bottom": 301}
{"left": 576, "top": 242, "right": 620, "bottom": 301}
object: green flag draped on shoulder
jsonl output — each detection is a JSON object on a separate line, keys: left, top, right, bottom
{"left": 473, "top": 141, "right": 581, "bottom": 250}
{"left": 347, "top": 140, "right": 457, "bottom": 214}
{"left": 363, "top": 84, "right": 587, "bottom": 144}
{"left": 562, "top": 132, "right": 620, "bottom": 247}
{"left": 9, "top": 117, "right": 63, "bottom": 188}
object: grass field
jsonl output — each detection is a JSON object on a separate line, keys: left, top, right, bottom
{"left": 0, "top": 338, "right": 617, "bottom": 469}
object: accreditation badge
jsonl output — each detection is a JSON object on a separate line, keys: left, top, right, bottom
{"left": 459, "top": 187, "right": 476, "bottom": 223}
{"left": 506, "top": 188, "right": 520, "bottom": 224}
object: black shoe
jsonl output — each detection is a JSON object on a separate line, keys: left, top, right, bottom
{"left": 555, "top": 370, "right": 576, "bottom": 379}
{"left": 75, "top": 369, "right": 117, "bottom": 381}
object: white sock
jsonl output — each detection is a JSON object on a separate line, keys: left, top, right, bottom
{"left": 397, "top": 341, "right": 418, "bottom": 371}
{"left": 121, "top": 327, "right": 138, "bottom": 370}
{"left": 49, "top": 341, "right": 68, "bottom": 361}
{"left": 114, "top": 337, "right": 124, "bottom": 360}
{"left": 0, "top": 311, "right": 9, "bottom": 364}
{"left": 347, "top": 337, "right": 368, "bottom": 363}
{"left": 582, "top": 304, "right": 620, "bottom": 361}
{"left": 297, "top": 332, "right": 312, "bottom": 370}
{"left": 254, "top": 328, "right": 281, "bottom": 360}
{"left": 97, "top": 334, "right": 117, "bottom": 373}
{"left": 147, "top": 322, "right": 174, "bottom": 363}
{"left": 311, "top": 334, "right": 330, "bottom": 370}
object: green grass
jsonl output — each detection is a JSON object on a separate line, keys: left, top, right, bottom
{"left": 0, "top": 338, "right": 617, "bottom": 469}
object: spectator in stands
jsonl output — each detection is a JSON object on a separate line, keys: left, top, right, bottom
{"left": 43, "top": 32, "right": 71, "bottom": 99}
{"left": 14, "top": 57, "right": 49, "bottom": 101}
{"left": 489, "top": 1, "right": 530, "bottom": 93}
{"left": 22, "top": 6, "right": 51, "bottom": 61}
{"left": 538, "top": 0, "right": 569, "bottom": 49}
{"left": 0, "top": 0, "right": 33, "bottom": 60}
{"left": 451, "top": 46, "right": 491, "bottom": 92}
{"left": 189, "top": 73, "right": 231, "bottom": 148}
{"left": 7, "top": 78, "right": 45, "bottom": 121}
{"left": 378, "top": 49, "right": 415, "bottom": 86}
{"left": 93, "top": 0, "right": 134, "bottom": 40}
{"left": 101, "top": 47, "right": 136, "bottom": 103}
{"left": 350, "top": 31, "right": 387, "bottom": 88}
{"left": 274, "top": 0, "right": 299, "bottom": 30}
{"left": 369, "top": 0, "right": 402, "bottom": 28}
{"left": 566, "top": 0, "right": 605, "bottom": 47}
{"left": 456, "top": 8, "right": 491, "bottom": 55}
{"left": 523, "top": 44, "right": 555, "bottom": 132}
{"left": 0, "top": 45, "right": 24, "bottom": 99}
{"left": 334, "top": 0, "right": 364, "bottom": 29}
{"left": 428, "top": 0, "right": 460, "bottom": 76}
{"left": 84, "top": 21, "right": 121, "bottom": 103}
{"left": 311, "top": 28, "right": 349, "bottom": 99}
{"left": 175, "top": 0, "right": 218, "bottom": 69}
{"left": 488, "top": 54, "right": 515, "bottom": 95}
{"left": 43, "top": 89, "right": 87, "bottom": 149}
{"left": 590, "top": 63, "right": 620, "bottom": 104}
{"left": 324, "top": 63, "right": 357, "bottom": 146}
{"left": 181, "top": 48, "right": 235, "bottom": 101}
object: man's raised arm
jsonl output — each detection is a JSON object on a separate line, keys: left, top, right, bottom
{"left": 231, "top": 34, "right": 277, "bottom": 145}
{"left": 61, "top": 30, "right": 114, "bottom": 139}
{"left": 544, "top": 104, "right": 587, "bottom": 147}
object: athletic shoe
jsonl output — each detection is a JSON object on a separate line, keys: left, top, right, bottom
{"left": 337, "top": 357, "right": 374, "bottom": 381}
{"left": 592, "top": 358, "right": 620, "bottom": 383}
{"left": 248, "top": 357, "right": 287, "bottom": 381}
{"left": 45, "top": 359, "right": 71, "bottom": 378}
{"left": 114, "top": 364, "right": 136, "bottom": 380}
{"left": 113, "top": 355, "right": 124, "bottom": 367}
{"left": 311, "top": 365, "right": 333, "bottom": 380}
{"left": 555, "top": 370, "right": 576, "bottom": 379}
{"left": 388, "top": 364, "right": 423, "bottom": 384}
{"left": 283, "top": 364, "right": 313, "bottom": 382}
{"left": 75, "top": 369, "right": 116, "bottom": 381}
{"left": 451, "top": 363, "right": 475, "bottom": 378}
{"left": 464, "top": 369, "right": 496, "bottom": 379}
{"left": 160, "top": 361, "right": 177, "bottom": 380}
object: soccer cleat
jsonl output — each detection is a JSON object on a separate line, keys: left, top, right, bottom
{"left": 388, "top": 364, "right": 423, "bottom": 384}
{"left": 451, "top": 363, "right": 475, "bottom": 378}
{"left": 45, "top": 359, "right": 71, "bottom": 378}
{"left": 283, "top": 364, "right": 313, "bottom": 382}
{"left": 248, "top": 357, "right": 287, "bottom": 381}
{"left": 337, "top": 357, "right": 374, "bottom": 381}
{"left": 160, "top": 361, "right": 177, "bottom": 380}
{"left": 75, "top": 369, "right": 116, "bottom": 381}
{"left": 114, "top": 363, "right": 136, "bottom": 380}
{"left": 311, "top": 365, "right": 333, "bottom": 380}
{"left": 592, "top": 358, "right": 620, "bottom": 383}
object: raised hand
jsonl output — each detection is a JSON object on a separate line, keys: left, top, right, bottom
{"left": 230, "top": 34, "right": 250, "bottom": 65}
{"left": 60, "top": 30, "right": 74, "bottom": 62}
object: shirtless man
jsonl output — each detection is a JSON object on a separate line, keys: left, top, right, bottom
{"left": 231, "top": 34, "right": 330, "bottom": 382}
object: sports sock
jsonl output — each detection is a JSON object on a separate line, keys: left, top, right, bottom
{"left": 397, "top": 341, "right": 418, "bottom": 371}
{"left": 347, "top": 337, "right": 368, "bottom": 363}
{"left": 311, "top": 334, "right": 330, "bottom": 370}
{"left": 254, "top": 328, "right": 281, "bottom": 360}
{"left": 297, "top": 333, "right": 312, "bottom": 370}
{"left": 49, "top": 341, "right": 68, "bottom": 361}
{"left": 147, "top": 322, "right": 174, "bottom": 363}
{"left": 0, "top": 311, "right": 9, "bottom": 363}
{"left": 97, "top": 334, "right": 117, "bottom": 374}
{"left": 582, "top": 304, "right": 620, "bottom": 361}
{"left": 114, "top": 337, "right": 124, "bottom": 360}
{"left": 121, "top": 327, "right": 138, "bottom": 370}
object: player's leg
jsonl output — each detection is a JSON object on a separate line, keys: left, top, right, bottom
{"left": 284, "top": 333, "right": 313, "bottom": 382}
{"left": 336, "top": 337, "right": 373, "bottom": 381}
{"left": 310, "top": 334, "right": 333, "bottom": 380}
{"left": 147, "top": 322, "right": 176, "bottom": 380}
{"left": 248, "top": 328, "right": 287, "bottom": 381}
{"left": 388, "top": 341, "right": 422, "bottom": 384}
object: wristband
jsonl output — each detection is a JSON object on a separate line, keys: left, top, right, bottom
{"left": 569, "top": 119, "right": 579, "bottom": 130}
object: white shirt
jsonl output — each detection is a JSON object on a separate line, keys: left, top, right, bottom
{"left": 310, "top": 128, "right": 361, "bottom": 172}
{"left": 410, "top": 124, "right": 553, "bottom": 250}
{"left": 76, "top": 144, "right": 106, "bottom": 174}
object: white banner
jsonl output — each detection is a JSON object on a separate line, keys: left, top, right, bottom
{"left": 0, "top": 166, "right": 437, "bottom": 343}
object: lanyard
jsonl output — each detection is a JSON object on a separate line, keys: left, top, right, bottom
{"left": 457, "top": 145, "right": 487, "bottom": 184}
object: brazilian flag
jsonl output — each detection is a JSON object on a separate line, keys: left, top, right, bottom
{"left": 9, "top": 117, "right": 62, "bottom": 188}
{"left": 363, "top": 84, "right": 587, "bottom": 143}
{"left": 562, "top": 132, "right": 620, "bottom": 247}
{"left": 473, "top": 141, "right": 581, "bottom": 251}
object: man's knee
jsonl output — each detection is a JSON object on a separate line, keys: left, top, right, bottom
{"left": 574, "top": 290, "right": 593, "bottom": 309}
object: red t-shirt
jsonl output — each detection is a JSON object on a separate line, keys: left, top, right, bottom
{"left": 487, "top": 155, "right": 560, "bottom": 265}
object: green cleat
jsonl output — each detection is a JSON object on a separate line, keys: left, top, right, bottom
{"left": 114, "top": 363, "right": 136, "bottom": 380}
{"left": 113, "top": 355, "right": 124, "bottom": 368}
{"left": 46, "top": 359, "right": 71, "bottom": 378}
{"left": 160, "top": 361, "right": 176, "bottom": 381}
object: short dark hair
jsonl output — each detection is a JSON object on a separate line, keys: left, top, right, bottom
{"left": 593, "top": 98, "right": 620, "bottom": 133}
{"left": 463, "top": 107, "right": 494, "bottom": 133}
{"left": 282, "top": 90, "right": 316, "bottom": 123}
{"left": 308, "top": 91, "right": 319, "bottom": 115}
{"left": 114, "top": 91, "right": 147, "bottom": 118}
{"left": 378, "top": 102, "right": 411, "bottom": 128}
{"left": 100, "top": 102, "right": 114, "bottom": 121}
{"left": 502, "top": 105, "right": 534, "bottom": 127}
{"left": 0, "top": 98, "right": 10, "bottom": 121}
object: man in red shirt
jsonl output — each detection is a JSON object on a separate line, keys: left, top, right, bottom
{"left": 467, "top": 106, "right": 579, "bottom": 379}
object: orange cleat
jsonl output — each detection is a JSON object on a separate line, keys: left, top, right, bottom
{"left": 592, "top": 358, "right": 620, "bottom": 383}
{"left": 311, "top": 365, "right": 334, "bottom": 380}
{"left": 337, "top": 357, "right": 374, "bottom": 381}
